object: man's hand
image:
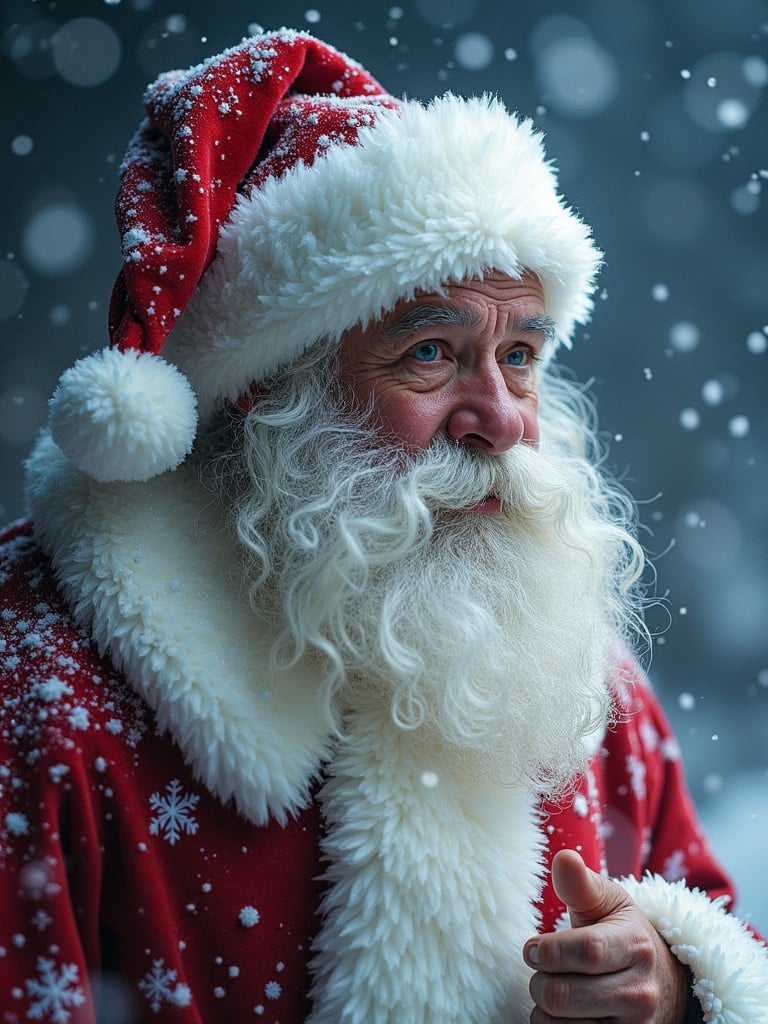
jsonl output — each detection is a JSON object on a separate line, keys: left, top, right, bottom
{"left": 523, "top": 849, "right": 690, "bottom": 1023}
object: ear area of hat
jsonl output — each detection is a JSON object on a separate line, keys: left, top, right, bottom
{"left": 48, "top": 348, "right": 198, "bottom": 483}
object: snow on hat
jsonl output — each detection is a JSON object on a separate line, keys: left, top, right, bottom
{"left": 49, "top": 27, "right": 602, "bottom": 484}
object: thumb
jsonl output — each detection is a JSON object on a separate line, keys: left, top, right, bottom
{"left": 552, "top": 849, "right": 632, "bottom": 929}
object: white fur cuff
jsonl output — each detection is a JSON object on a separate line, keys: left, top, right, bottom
{"left": 620, "top": 874, "right": 768, "bottom": 1024}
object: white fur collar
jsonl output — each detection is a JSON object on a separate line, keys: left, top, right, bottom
{"left": 24, "top": 432, "right": 333, "bottom": 826}
{"left": 25, "top": 434, "right": 547, "bottom": 1019}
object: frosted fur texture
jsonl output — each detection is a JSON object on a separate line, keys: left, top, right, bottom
{"left": 620, "top": 874, "right": 768, "bottom": 1023}
{"left": 309, "top": 704, "right": 543, "bottom": 1023}
{"left": 24, "top": 433, "right": 332, "bottom": 825}
{"left": 49, "top": 348, "right": 198, "bottom": 482}
{"left": 165, "top": 95, "right": 602, "bottom": 420}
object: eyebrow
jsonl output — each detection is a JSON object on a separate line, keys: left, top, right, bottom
{"left": 519, "top": 314, "right": 557, "bottom": 344}
{"left": 378, "top": 304, "right": 557, "bottom": 348}
{"left": 379, "top": 304, "right": 481, "bottom": 345}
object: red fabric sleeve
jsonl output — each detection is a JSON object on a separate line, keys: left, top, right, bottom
{"left": 600, "top": 658, "right": 736, "bottom": 906}
{"left": 536, "top": 654, "right": 746, "bottom": 936}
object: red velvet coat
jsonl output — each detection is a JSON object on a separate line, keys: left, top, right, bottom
{"left": 1, "top": 517, "right": 755, "bottom": 1023}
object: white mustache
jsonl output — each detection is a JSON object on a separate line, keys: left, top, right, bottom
{"left": 398, "top": 438, "right": 565, "bottom": 518}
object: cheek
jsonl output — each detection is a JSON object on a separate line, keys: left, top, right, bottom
{"left": 375, "top": 392, "right": 445, "bottom": 451}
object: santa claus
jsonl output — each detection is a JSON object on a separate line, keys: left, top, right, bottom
{"left": 1, "top": 28, "right": 765, "bottom": 1024}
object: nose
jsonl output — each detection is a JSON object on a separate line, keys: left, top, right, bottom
{"left": 445, "top": 366, "right": 532, "bottom": 454}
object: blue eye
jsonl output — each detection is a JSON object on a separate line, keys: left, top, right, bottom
{"left": 503, "top": 349, "right": 529, "bottom": 367}
{"left": 411, "top": 342, "right": 440, "bottom": 362}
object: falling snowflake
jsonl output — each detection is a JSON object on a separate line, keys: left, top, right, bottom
{"left": 238, "top": 905, "right": 260, "bottom": 927}
{"left": 138, "top": 958, "right": 190, "bottom": 1012}
{"left": 148, "top": 779, "right": 199, "bottom": 845}
{"left": 25, "top": 956, "right": 86, "bottom": 1023}
{"left": 5, "top": 811, "right": 29, "bottom": 836}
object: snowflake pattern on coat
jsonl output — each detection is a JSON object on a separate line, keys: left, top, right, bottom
{"left": 24, "top": 956, "right": 85, "bottom": 1023}
{"left": 148, "top": 779, "right": 200, "bottom": 845}
{"left": 138, "top": 958, "right": 192, "bottom": 1013}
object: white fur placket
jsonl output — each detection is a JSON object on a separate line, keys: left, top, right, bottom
{"left": 309, "top": 700, "right": 545, "bottom": 1023}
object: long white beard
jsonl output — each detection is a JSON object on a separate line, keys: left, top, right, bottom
{"left": 211, "top": 344, "right": 644, "bottom": 795}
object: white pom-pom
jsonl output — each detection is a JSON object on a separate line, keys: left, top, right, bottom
{"left": 49, "top": 348, "right": 198, "bottom": 482}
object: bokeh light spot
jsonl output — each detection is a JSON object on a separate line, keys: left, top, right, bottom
{"left": 21, "top": 201, "right": 95, "bottom": 277}
{"left": 535, "top": 34, "right": 619, "bottom": 117}
{"left": 717, "top": 98, "right": 750, "bottom": 129}
{"left": 701, "top": 379, "right": 725, "bottom": 406}
{"left": 52, "top": 17, "right": 122, "bottom": 87}
{"left": 11, "top": 135, "right": 34, "bottom": 156}
{"left": 746, "top": 331, "right": 767, "bottom": 354}
{"left": 683, "top": 53, "right": 761, "bottom": 134}
{"left": 679, "top": 408, "right": 700, "bottom": 430}
{"left": 731, "top": 182, "right": 762, "bottom": 214}
{"left": 669, "top": 321, "right": 701, "bottom": 352}
{"left": 728, "top": 415, "right": 750, "bottom": 438}
{"left": 454, "top": 32, "right": 494, "bottom": 71}
{"left": 165, "top": 15, "right": 188, "bottom": 34}
{"left": 742, "top": 55, "right": 768, "bottom": 87}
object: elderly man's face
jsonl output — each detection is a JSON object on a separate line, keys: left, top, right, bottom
{"left": 338, "top": 270, "right": 550, "bottom": 511}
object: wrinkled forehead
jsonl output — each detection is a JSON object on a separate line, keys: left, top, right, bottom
{"left": 345, "top": 269, "right": 551, "bottom": 345}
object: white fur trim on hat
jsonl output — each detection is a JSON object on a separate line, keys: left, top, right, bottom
{"left": 164, "top": 94, "right": 603, "bottom": 421}
{"left": 49, "top": 347, "right": 198, "bottom": 482}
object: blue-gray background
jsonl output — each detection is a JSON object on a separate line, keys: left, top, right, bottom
{"left": 1, "top": 0, "right": 766, "bottom": 930}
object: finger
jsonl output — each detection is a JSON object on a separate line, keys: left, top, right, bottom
{"left": 551, "top": 849, "right": 632, "bottom": 928}
{"left": 530, "top": 1006, "right": 600, "bottom": 1024}
{"left": 524, "top": 923, "right": 634, "bottom": 976}
{"left": 529, "top": 967, "right": 638, "bottom": 1020}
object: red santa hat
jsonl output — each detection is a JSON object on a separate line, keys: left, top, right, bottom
{"left": 48, "top": 28, "right": 602, "bottom": 483}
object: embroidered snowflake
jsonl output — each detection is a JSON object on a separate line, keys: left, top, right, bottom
{"left": 138, "top": 958, "right": 191, "bottom": 1012}
{"left": 31, "top": 908, "right": 53, "bottom": 932}
{"left": 663, "top": 849, "right": 687, "bottom": 882}
{"left": 625, "top": 754, "right": 647, "bottom": 800}
{"left": 264, "top": 980, "right": 282, "bottom": 1000}
{"left": 148, "top": 779, "right": 199, "bottom": 845}
{"left": 639, "top": 718, "right": 660, "bottom": 752}
{"left": 572, "top": 793, "right": 588, "bottom": 818}
{"left": 660, "top": 736, "right": 681, "bottom": 761}
{"left": 25, "top": 956, "right": 86, "bottom": 1023}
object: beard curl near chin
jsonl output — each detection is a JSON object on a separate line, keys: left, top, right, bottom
{"left": 202, "top": 339, "right": 649, "bottom": 796}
